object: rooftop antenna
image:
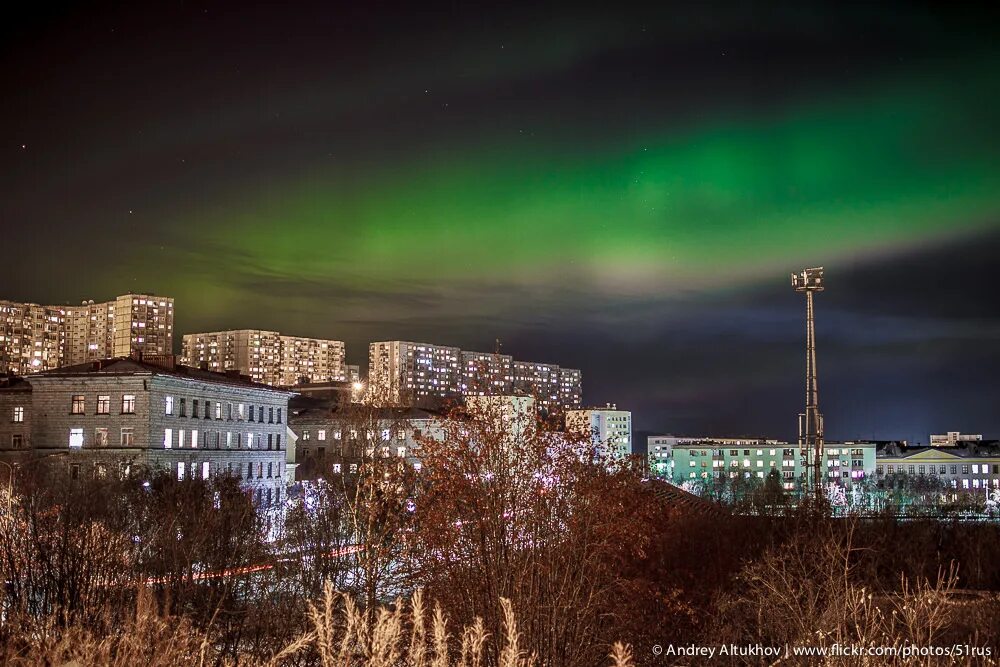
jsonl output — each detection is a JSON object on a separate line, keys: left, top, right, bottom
{"left": 791, "top": 267, "right": 825, "bottom": 500}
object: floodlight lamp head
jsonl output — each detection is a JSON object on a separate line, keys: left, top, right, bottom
{"left": 792, "top": 267, "right": 825, "bottom": 292}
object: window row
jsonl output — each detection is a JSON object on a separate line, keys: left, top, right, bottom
{"left": 163, "top": 396, "right": 282, "bottom": 424}
{"left": 68, "top": 427, "right": 134, "bottom": 448}
{"left": 176, "top": 459, "right": 283, "bottom": 483}
{"left": 70, "top": 394, "right": 136, "bottom": 415}
{"left": 879, "top": 463, "right": 1000, "bottom": 475}
{"left": 300, "top": 428, "right": 413, "bottom": 442}
{"left": 162, "top": 428, "right": 282, "bottom": 450}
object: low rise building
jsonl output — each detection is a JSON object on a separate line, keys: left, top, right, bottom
{"left": 875, "top": 441, "right": 1000, "bottom": 491}
{"left": 0, "top": 356, "right": 294, "bottom": 508}
{"left": 652, "top": 439, "right": 877, "bottom": 492}
{"left": 288, "top": 395, "right": 444, "bottom": 480}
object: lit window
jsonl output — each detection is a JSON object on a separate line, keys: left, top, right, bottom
{"left": 178, "top": 429, "right": 186, "bottom": 447}
{"left": 12, "top": 406, "right": 24, "bottom": 423}
{"left": 202, "top": 462, "right": 210, "bottom": 480}
{"left": 191, "top": 429, "right": 198, "bottom": 448}
{"left": 96, "top": 395, "right": 111, "bottom": 415}
{"left": 122, "top": 394, "right": 136, "bottom": 414}
{"left": 318, "top": 430, "right": 326, "bottom": 441}
{"left": 177, "top": 462, "right": 186, "bottom": 480}
{"left": 165, "top": 396, "right": 174, "bottom": 415}
{"left": 164, "top": 428, "right": 172, "bottom": 449}
{"left": 71, "top": 395, "right": 85, "bottom": 414}
{"left": 69, "top": 428, "right": 84, "bottom": 449}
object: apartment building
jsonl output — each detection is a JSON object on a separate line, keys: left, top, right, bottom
{"left": 460, "top": 351, "right": 513, "bottom": 395}
{"left": 0, "top": 356, "right": 294, "bottom": 508}
{"left": 368, "top": 341, "right": 462, "bottom": 404}
{"left": 652, "top": 440, "right": 877, "bottom": 492}
{"left": 0, "top": 293, "right": 174, "bottom": 375}
{"left": 181, "top": 330, "right": 346, "bottom": 387}
{"left": 0, "top": 301, "right": 65, "bottom": 374}
{"left": 566, "top": 404, "right": 632, "bottom": 459}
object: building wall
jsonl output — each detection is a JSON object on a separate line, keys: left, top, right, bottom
{"left": 654, "top": 441, "right": 877, "bottom": 491}
{"left": 0, "top": 381, "right": 32, "bottom": 453}
{"left": 877, "top": 451, "right": 1000, "bottom": 491}
{"left": 23, "top": 368, "right": 291, "bottom": 506}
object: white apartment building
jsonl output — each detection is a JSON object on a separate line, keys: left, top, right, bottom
{"left": 1, "top": 293, "right": 174, "bottom": 375}
{"left": 566, "top": 404, "right": 632, "bottom": 460}
{"left": 181, "top": 330, "right": 346, "bottom": 387}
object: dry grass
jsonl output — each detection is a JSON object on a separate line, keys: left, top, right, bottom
{"left": 1, "top": 583, "right": 635, "bottom": 666}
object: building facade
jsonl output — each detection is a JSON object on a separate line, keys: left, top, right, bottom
{"left": 368, "top": 341, "right": 462, "bottom": 404}
{"left": 181, "top": 329, "right": 346, "bottom": 387}
{"left": 288, "top": 395, "right": 444, "bottom": 479}
{"left": 929, "top": 432, "right": 983, "bottom": 447}
{"left": 0, "top": 293, "right": 174, "bottom": 375}
{"left": 875, "top": 442, "right": 1000, "bottom": 492}
{"left": 651, "top": 439, "right": 877, "bottom": 492}
{"left": 1, "top": 357, "right": 293, "bottom": 508}
{"left": 566, "top": 404, "right": 632, "bottom": 459}
{"left": 460, "top": 351, "right": 513, "bottom": 395}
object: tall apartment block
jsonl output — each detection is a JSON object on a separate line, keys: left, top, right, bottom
{"left": 513, "top": 360, "right": 583, "bottom": 408}
{"left": 181, "top": 330, "right": 346, "bottom": 387}
{"left": 567, "top": 404, "right": 632, "bottom": 459}
{"left": 0, "top": 294, "right": 173, "bottom": 375}
{"left": 369, "top": 341, "right": 582, "bottom": 408}
{"left": 461, "top": 351, "right": 513, "bottom": 395}
{"left": 368, "top": 341, "right": 461, "bottom": 403}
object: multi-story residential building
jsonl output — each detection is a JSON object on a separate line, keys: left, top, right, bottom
{"left": 368, "top": 341, "right": 582, "bottom": 408}
{"left": 0, "top": 301, "right": 65, "bottom": 374}
{"left": 460, "top": 351, "right": 513, "bottom": 395}
{"left": 0, "top": 356, "right": 294, "bottom": 508}
{"left": 875, "top": 441, "right": 1000, "bottom": 492}
{"left": 566, "top": 404, "right": 632, "bottom": 459}
{"left": 929, "top": 432, "right": 983, "bottom": 447}
{"left": 0, "top": 293, "right": 174, "bottom": 375}
{"left": 368, "top": 341, "right": 462, "bottom": 404}
{"left": 181, "top": 330, "right": 346, "bottom": 387}
{"left": 512, "top": 361, "right": 561, "bottom": 406}
{"left": 278, "top": 335, "right": 346, "bottom": 386}
{"left": 557, "top": 368, "right": 583, "bottom": 408}
{"left": 652, "top": 440, "right": 877, "bottom": 492}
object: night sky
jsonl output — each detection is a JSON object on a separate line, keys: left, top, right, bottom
{"left": 3, "top": 2, "right": 999, "bottom": 443}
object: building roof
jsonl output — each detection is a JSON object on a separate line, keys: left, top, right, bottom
{"left": 877, "top": 441, "right": 1000, "bottom": 460}
{"left": 32, "top": 357, "right": 295, "bottom": 394}
{"left": 645, "top": 478, "right": 729, "bottom": 517}
{"left": 289, "top": 394, "right": 442, "bottom": 421}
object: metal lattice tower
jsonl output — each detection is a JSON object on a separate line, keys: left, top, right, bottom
{"left": 791, "top": 267, "right": 825, "bottom": 498}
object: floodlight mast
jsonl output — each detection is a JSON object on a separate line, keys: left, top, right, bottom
{"left": 791, "top": 267, "right": 825, "bottom": 500}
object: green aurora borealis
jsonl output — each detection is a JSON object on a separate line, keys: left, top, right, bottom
{"left": 3, "top": 1, "right": 1000, "bottom": 437}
